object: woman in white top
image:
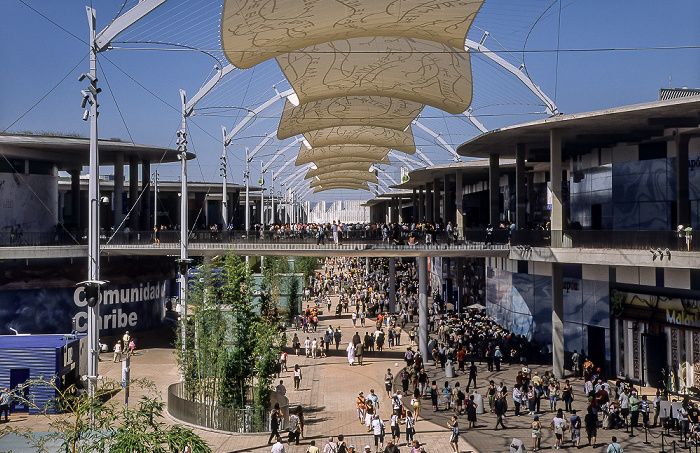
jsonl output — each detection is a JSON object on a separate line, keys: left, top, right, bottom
{"left": 551, "top": 409, "right": 567, "bottom": 450}
{"left": 390, "top": 412, "right": 401, "bottom": 444}
{"left": 405, "top": 410, "right": 416, "bottom": 447}
{"left": 346, "top": 342, "right": 355, "bottom": 365}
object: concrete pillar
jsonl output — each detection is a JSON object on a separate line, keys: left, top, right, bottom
{"left": 444, "top": 174, "right": 453, "bottom": 225}
{"left": 113, "top": 152, "right": 124, "bottom": 229}
{"left": 389, "top": 257, "right": 396, "bottom": 313}
{"left": 455, "top": 171, "right": 464, "bottom": 235}
{"left": 433, "top": 177, "right": 441, "bottom": 224}
{"left": 418, "top": 255, "right": 429, "bottom": 361}
{"left": 129, "top": 156, "right": 139, "bottom": 230}
{"left": 140, "top": 160, "right": 151, "bottom": 231}
{"left": 676, "top": 134, "right": 691, "bottom": 227}
{"left": 527, "top": 172, "right": 535, "bottom": 220}
{"left": 69, "top": 170, "right": 81, "bottom": 228}
{"left": 455, "top": 257, "right": 464, "bottom": 312}
{"left": 516, "top": 143, "right": 527, "bottom": 230}
{"left": 552, "top": 263, "right": 564, "bottom": 379}
{"left": 550, "top": 129, "right": 564, "bottom": 243}
{"left": 366, "top": 257, "right": 370, "bottom": 275}
{"left": 489, "top": 154, "right": 500, "bottom": 227}
{"left": 426, "top": 183, "right": 433, "bottom": 223}
{"left": 418, "top": 187, "right": 425, "bottom": 222}
{"left": 412, "top": 189, "right": 418, "bottom": 222}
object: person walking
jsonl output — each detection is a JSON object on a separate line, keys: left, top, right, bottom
{"left": 551, "top": 408, "right": 567, "bottom": 450}
{"left": 293, "top": 364, "right": 302, "bottom": 390}
{"left": 288, "top": 409, "right": 301, "bottom": 445}
{"left": 346, "top": 342, "right": 356, "bottom": 366}
{"left": 562, "top": 379, "right": 573, "bottom": 412}
{"left": 531, "top": 414, "right": 542, "bottom": 451}
{"left": 357, "top": 392, "right": 367, "bottom": 424}
{"left": 268, "top": 403, "right": 282, "bottom": 444}
{"left": 447, "top": 415, "right": 460, "bottom": 453}
{"left": 371, "top": 414, "right": 386, "bottom": 452}
{"left": 430, "top": 381, "right": 439, "bottom": 412}
{"left": 569, "top": 409, "right": 582, "bottom": 447}
{"left": 113, "top": 341, "right": 122, "bottom": 362}
{"left": 0, "top": 388, "right": 10, "bottom": 422}
{"left": 323, "top": 437, "right": 338, "bottom": 453}
{"left": 606, "top": 436, "right": 623, "bottom": 453}
{"left": 466, "top": 361, "right": 477, "bottom": 391}
{"left": 494, "top": 391, "right": 507, "bottom": 430}
{"left": 585, "top": 407, "right": 598, "bottom": 447}
{"left": 355, "top": 342, "right": 364, "bottom": 366}
{"left": 385, "top": 369, "right": 394, "bottom": 397}
{"left": 466, "top": 394, "right": 478, "bottom": 428}
{"left": 405, "top": 410, "right": 416, "bottom": 447}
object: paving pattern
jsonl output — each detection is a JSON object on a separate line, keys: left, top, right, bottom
{"left": 1, "top": 296, "right": 675, "bottom": 453}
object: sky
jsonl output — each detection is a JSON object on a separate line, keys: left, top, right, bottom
{"left": 1, "top": 0, "right": 699, "bottom": 203}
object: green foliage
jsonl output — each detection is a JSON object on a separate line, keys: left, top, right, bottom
{"left": 294, "top": 256, "right": 322, "bottom": 285}
{"left": 0, "top": 377, "right": 211, "bottom": 453}
{"left": 176, "top": 253, "right": 282, "bottom": 413}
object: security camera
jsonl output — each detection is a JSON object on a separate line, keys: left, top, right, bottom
{"left": 100, "top": 196, "right": 109, "bottom": 205}
{"left": 82, "top": 110, "right": 90, "bottom": 121}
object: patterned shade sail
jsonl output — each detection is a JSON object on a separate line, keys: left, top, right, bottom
{"left": 314, "top": 182, "right": 370, "bottom": 193}
{"left": 305, "top": 162, "right": 374, "bottom": 179}
{"left": 296, "top": 144, "right": 394, "bottom": 166}
{"left": 221, "top": 0, "right": 484, "bottom": 191}
{"left": 276, "top": 36, "right": 473, "bottom": 114}
{"left": 277, "top": 96, "right": 423, "bottom": 140}
{"left": 222, "top": 0, "right": 484, "bottom": 69}
{"left": 303, "top": 126, "right": 415, "bottom": 154}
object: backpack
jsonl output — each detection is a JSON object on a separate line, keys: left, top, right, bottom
{"left": 338, "top": 442, "right": 347, "bottom": 453}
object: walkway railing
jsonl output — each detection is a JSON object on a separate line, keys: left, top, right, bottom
{"left": 1, "top": 229, "right": 698, "bottom": 252}
{"left": 167, "top": 382, "right": 289, "bottom": 433}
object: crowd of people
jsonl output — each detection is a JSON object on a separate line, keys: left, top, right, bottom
{"left": 268, "top": 256, "right": 672, "bottom": 453}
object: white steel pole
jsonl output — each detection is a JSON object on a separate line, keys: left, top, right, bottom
{"left": 245, "top": 147, "right": 250, "bottom": 237}
{"left": 178, "top": 89, "right": 189, "bottom": 381}
{"left": 153, "top": 170, "right": 158, "bottom": 228}
{"left": 271, "top": 170, "right": 275, "bottom": 226}
{"left": 221, "top": 127, "right": 228, "bottom": 228}
{"left": 85, "top": 6, "right": 100, "bottom": 398}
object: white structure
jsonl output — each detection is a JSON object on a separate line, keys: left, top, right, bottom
{"left": 308, "top": 200, "right": 369, "bottom": 225}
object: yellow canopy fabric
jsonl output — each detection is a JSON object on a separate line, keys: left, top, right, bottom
{"left": 296, "top": 144, "right": 393, "bottom": 166}
{"left": 277, "top": 36, "right": 473, "bottom": 114}
{"left": 305, "top": 162, "right": 374, "bottom": 179}
{"left": 303, "top": 126, "right": 416, "bottom": 154}
{"left": 222, "top": 0, "right": 485, "bottom": 68}
{"left": 277, "top": 96, "right": 423, "bottom": 140}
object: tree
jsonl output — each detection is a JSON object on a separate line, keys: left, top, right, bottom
{"left": 294, "top": 256, "right": 322, "bottom": 286}
{"left": 0, "top": 377, "right": 211, "bottom": 453}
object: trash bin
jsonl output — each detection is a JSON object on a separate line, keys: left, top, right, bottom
{"left": 445, "top": 359, "right": 455, "bottom": 378}
{"left": 472, "top": 392, "right": 485, "bottom": 414}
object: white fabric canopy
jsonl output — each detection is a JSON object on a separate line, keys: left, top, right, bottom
{"left": 296, "top": 144, "right": 393, "bottom": 166}
{"left": 305, "top": 162, "right": 374, "bottom": 179}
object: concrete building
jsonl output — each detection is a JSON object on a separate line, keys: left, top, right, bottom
{"left": 373, "top": 96, "right": 700, "bottom": 387}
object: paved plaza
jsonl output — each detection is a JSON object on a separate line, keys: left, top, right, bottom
{"left": 2, "top": 297, "right": 671, "bottom": 453}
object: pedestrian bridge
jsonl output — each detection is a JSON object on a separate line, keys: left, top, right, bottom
{"left": 0, "top": 240, "right": 510, "bottom": 260}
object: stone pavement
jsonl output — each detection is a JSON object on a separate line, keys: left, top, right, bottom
{"left": 1, "top": 303, "right": 672, "bottom": 453}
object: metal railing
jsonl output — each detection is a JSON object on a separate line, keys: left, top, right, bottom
{"left": 1, "top": 229, "right": 698, "bottom": 252}
{"left": 167, "top": 382, "right": 289, "bottom": 433}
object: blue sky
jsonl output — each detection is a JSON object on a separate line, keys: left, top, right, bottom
{"left": 1, "top": 0, "right": 699, "bottom": 202}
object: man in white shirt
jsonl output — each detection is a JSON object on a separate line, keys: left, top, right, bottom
{"left": 323, "top": 437, "right": 338, "bottom": 453}
{"left": 270, "top": 440, "right": 286, "bottom": 453}
{"left": 304, "top": 337, "right": 311, "bottom": 357}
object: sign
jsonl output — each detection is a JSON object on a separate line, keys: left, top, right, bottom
{"left": 0, "top": 280, "right": 169, "bottom": 336}
{"left": 610, "top": 288, "right": 700, "bottom": 330}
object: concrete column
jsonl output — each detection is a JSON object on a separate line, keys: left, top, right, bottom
{"left": 418, "top": 255, "right": 429, "bottom": 361}
{"left": 550, "top": 129, "right": 564, "bottom": 242}
{"left": 129, "top": 156, "right": 139, "bottom": 230}
{"left": 444, "top": 174, "right": 453, "bottom": 225}
{"left": 489, "top": 154, "right": 500, "bottom": 227}
{"left": 113, "top": 152, "right": 124, "bottom": 229}
{"left": 397, "top": 197, "right": 403, "bottom": 223}
{"left": 455, "top": 257, "right": 464, "bottom": 312}
{"left": 418, "top": 187, "right": 425, "bottom": 222}
{"left": 69, "top": 170, "right": 81, "bottom": 228}
{"left": 516, "top": 143, "right": 527, "bottom": 229}
{"left": 527, "top": 172, "right": 535, "bottom": 220}
{"left": 676, "top": 134, "right": 691, "bottom": 227}
{"left": 433, "top": 177, "right": 441, "bottom": 224}
{"left": 426, "top": 183, "right": 433, "bottom": 223}
{"left": 552, "top": 263, "right": 564, "bottom": 379}
{"left": 366, "top": 257, "right": 370, "bottom": 275}
{"left": 412, "top": 189, "right": 418, "bottom": 222}
{"left": 389, "top": 257, "right": 396, "bottom": 313}
{"left": 140, "top": 160, "right": 151, "bottom": 231}
{"left": 455, "top": 171, "right": 464, "bottom": 235}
